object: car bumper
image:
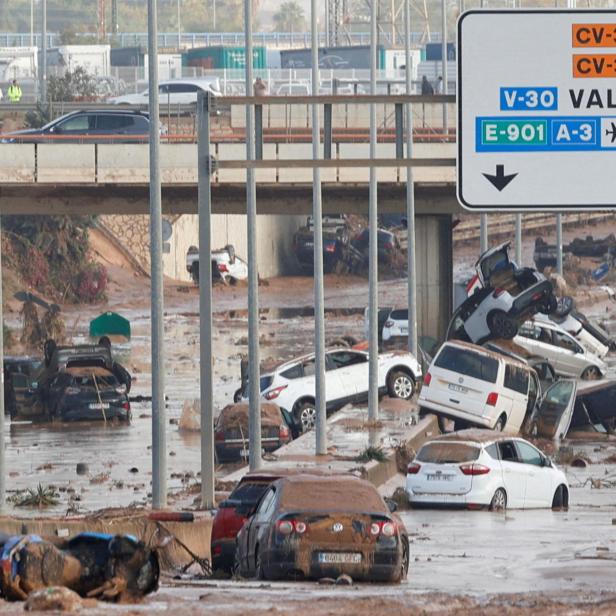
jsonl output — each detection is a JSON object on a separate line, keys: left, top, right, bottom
{"left": 406, "top": 484, "right": 493, "bottom": 508}
{"left": 262, "top": 545, "right": 403, "bottom": 582}
{"left": 215, "top": 439, "right": 286, "bottom": 462}
{"left": 211, "top": 538, "right": 237, "bottom": 572}
{"left": 418, "top": 399, "right": 493, "bottom": 428}
{"left": 57, "top": 404, "right": 130, "bottom": 422}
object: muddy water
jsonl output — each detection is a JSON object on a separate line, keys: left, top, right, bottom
{"left": 4, "top": 305, "right": 368, "bottom": 516}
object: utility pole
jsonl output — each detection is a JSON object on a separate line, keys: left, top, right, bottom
{"left": 177, "top": 0, "right": 181, "bottom": 49}
{"left": 147, "top": 0, "right": 167, "bottom": 510}
{"left": 40, "top": 0, "right": 47, "bottom": 104}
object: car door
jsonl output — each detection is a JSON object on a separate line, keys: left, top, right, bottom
{"left": 327, "top": 351, "right": 369, "bottom": 400}
{"left": 496, "top": 440, "right": 527, "bottom": 508}
{"left": 95, "top": 114, "right": 135, "bottom": 143}
{"left": 530, "top": 379, "right": 577, "bottom": 440}
{"left": 52, "top": 113, "right": 96, "bottom": 143}
{"left": 550, "top": 329, "right": 585, "bottom": 377}
{"left": 514, "top": 440, "right": 551, "bottom": 508}
{"left": 324, "top": 352, "right": 351, "bottom": 407}
{"left": 245, "top": 487, "right": 277, "bottom": 573}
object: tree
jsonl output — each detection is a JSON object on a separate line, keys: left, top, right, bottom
{"left": 272, "top": 0, "right": 305, "bottom": 33}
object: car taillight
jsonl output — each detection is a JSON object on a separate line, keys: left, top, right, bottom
{"left": 122, "top": 402, "right": 130, "bottom": 411}
{"left": 65, "top": 387, "right": 80, "bottom": 395}
{"left": 325, "top": 243, "right": 336, "bottom": 252}
{"left": 486, "top": 392, "right": 499, "bottom": 406}
{"left": 370, "top": 521, "right": 397, "bottom": 537}
{"left": 531, "top": 291, "right": 543, "bottom": 301}
{"left": 466, "top": 274, "right": 479, "bottom": 294}
{"left": 279, "top": 424, "right": 290, "bottom": 439}
{"left": 265, "top": 385, "right": 287, "bottom": 400}
{"left": 277, "top": 519, "right": 307, "bottom": 535}
{"left": 384, "top": 320, "right": 394, "bottom": 328}
{"left": 407, "top": 462, "right": 421, "bottom": 474}
{"left": 215, "top": 430, "right": 225, "bottom": 442}
{"left": 459, "top": 463, "right": 490, "bottom": 476}
{"left": 218, "top": 263, "right": 229, "bottom": 273}
{"left": 423, "top": 372, "right": 431, "bottom": 387}
{"left": 492, "top": 288, "right": 506, "bottom": 298}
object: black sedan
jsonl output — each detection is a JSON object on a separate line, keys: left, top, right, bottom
{"left": 235, "top": 474, "right": 409, "bottom": 582}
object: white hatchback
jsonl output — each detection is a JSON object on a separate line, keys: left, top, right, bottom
{"left": 242, "top": 348, "right": 422, "bottom": 433}
{"left": 406, "top": 430, "right": 569, "bottom": 510}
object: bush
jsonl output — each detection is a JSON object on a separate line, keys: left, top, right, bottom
{"left": 74, "top": 263, "right": 108, "bottom": 303}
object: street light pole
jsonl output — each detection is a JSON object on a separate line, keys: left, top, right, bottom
{"left": 177, "top": 0, "right": 181, "bottom": 49}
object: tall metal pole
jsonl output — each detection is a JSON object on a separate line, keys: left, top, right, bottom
{"left": 312, "top": 0, "right": 326, "bottom": 455}
{"left": 368, "top": 0, "right": 379, "bottom": 422}
{"left": 198, "top": 92, "right": 215, "bottom": 508}
{"left": 405, "top": 0, "right": 417, "bottom": 358}
{"left": 556, "top": 213, "right": 563, "bottom": 276}
{"left": 325, "top": 0, "right": 330, "bottom": 47}
{"left": 148, "top": 0, "right": 167, "bottom": 509}
{"left": 177, "top": 0, "right": 181, "bottom": 48}
{"left": 480, "top": 214, "right": 488, "bottom": 253}
{"left": 40, "top": 0, "right": 47, "bottom": 104}
{"left": 245, "top": 0, "right": 262, "bottom": 470}
{"left": 30, "top": 0, "right": 34, "bottom": 46}
{"left": 213, "top": 0, "right": 217, "bottom": 31}
{"left": 0, "top": 216, "right": 5, "bottom": 514}
{"left": 441, "top": 0, "right": 448, "bottom": 134}
{"left": 515, "top": 213, "right": 522, "bottom": 265}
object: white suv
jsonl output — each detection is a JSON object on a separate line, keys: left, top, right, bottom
{"left": 241, "top": 349, "right": 421, "bottom": 432}
{"left": 108, "top": 78, "right": 222, "bottom": 105}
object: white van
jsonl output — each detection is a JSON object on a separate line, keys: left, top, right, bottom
{"left": 419, "top": 340, "right": 540, "bottom": 434}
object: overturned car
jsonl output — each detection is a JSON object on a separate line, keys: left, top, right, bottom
{"left": 457, "top": 242, "right": 556, "bottom": 344}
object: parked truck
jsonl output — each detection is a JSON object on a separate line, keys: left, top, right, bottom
{"left": 0, "top": 46, "right": 37, "bottom": 81}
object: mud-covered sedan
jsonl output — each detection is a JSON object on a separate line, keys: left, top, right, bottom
{"left": 235, "top": 474, "right": 409, "bottom": 582}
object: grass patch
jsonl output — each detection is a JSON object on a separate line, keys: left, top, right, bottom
{"left": 9, "top": 484, "right": 60, "bottom": 508}
{"left": 356, "top": 446, "right": 387, "bottom": 463}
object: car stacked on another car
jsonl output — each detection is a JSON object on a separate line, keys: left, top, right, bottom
{"left": 235, "top": 474, "right": 409, "bottom": 582}
{"left": 406, "top": 430, "right": 569, "bottom": 510}
{"left": 455, "top": 242, "right": 556, "bottom": 344}
{"left": 239, "top": 348, "right": 421, "bottom": 432}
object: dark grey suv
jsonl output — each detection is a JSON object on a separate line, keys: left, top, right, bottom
{"left": 2, "top": 109, "right": 154, "bottom": 143}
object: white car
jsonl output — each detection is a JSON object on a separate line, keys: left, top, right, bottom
{"left": 535, "top": 312, "right": 610, "bottom": 359}
{"left": 108, "top": 78, "right": 222, "bottom": 105}
{"left": 186, "top": 244, "right": 248, "bottom": 285}
{"left": 241, "top": 348, "right": 421, "bottom": 432}
{"left": 459, "top": 242, "right": 555, "bottom": 343}
{"left": 382, "top": 308, "right": 409, "bottom": 342}
{"left": 419, "top": 340, "right": 541, "bottom": 434}
{"left": 515, "top": 319, "right": 607, "bottom": 379}
{"left": 406, "top": 431, "right": 569, "bottom": 510}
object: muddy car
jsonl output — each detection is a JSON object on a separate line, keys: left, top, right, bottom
{"left": 458, "top": 242, "right": 555, "bottom": 344}
{"left": 352, "top": 228, "right": 402, "bottom": 267}
{"left": 3, "top": 356, "right": 41, "bottom": 418}
{"left": 211, "top": 472, "right": 290, "bottom": 573}
{"left": 214, "top": 402, "right": 296, "bottom": 463}
{"left": 235, "top": 474, "right": 409, "bottom": 582}
{"left": 293, "top": 216, "right": 351, "bottom": 273}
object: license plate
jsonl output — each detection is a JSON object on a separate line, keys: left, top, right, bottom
{"left": 89, "top": 402, "right": 110, "bottom": 410}
{"left": 427, "top": 473, "right": 453, "bottom": 481}
{"left": 305, "top": 242, "right": 314, "bottom": 247}
{"left": 318, "top": 552, "right": 362, "bottom": 564}
{"left": 448, "top": 383, "right": 467, "bottom": 393}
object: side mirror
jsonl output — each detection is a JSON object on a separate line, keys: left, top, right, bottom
{"left": 384, "top": 497, "right": 398, "bottom": 513}
{"left": 542, "top": 456, "right": 552, "bottom": 468}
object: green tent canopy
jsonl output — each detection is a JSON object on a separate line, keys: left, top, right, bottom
{"left": 89, "top": 312, "right": 131, "bottom": 340}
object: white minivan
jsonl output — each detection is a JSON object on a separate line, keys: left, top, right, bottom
{"left": 419, "top": 341, "right": 540, "bottom": 434}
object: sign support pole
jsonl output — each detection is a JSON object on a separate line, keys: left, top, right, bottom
{"left": 556, "top": 214, "right": 563, "bottom": 276}
{"left": 0, "top": 216, "right": 5, "bottom": 514}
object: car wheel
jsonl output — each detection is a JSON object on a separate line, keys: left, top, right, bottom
{"left": 400, "top": 536, "right": 410, "bottom": 581}
{"left": 489, "top": 488, "right": 507, "bottom": 511}
{"left": 581, "top": 365, "right": 601, "bottom": 380}
{"left": 191, "top": 261, "right": 200, "bottom": 284}
{"left": 388, "top": 370, "right": 415, "bottom": 400}
{"left": 494, "top": 415, "right": 506, "bottom": 432}
{"left": 539, "top": 295, "right": 558, "bottom": 315}
{"left": 552, "top": 485, "right": 568, "bottom": 510}
{"left": 294, "top": 401, "right": 317, "bottom": 432}
{"left": 233, "top": 388, "right": 243, "bottom": 403}
{"left": 487, "top": 310, "right": 518, "bottom": 339}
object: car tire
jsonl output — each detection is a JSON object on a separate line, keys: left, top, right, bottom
{"left": 294, "top": 400, "right": 317, "bottom": 433}
{"left": 487, "top": 310, "right": 518, "bottom": 340}
{"left": 191, "top": 261, "right": 200, "bottom": 285}
{"left": 539, "top": 295, "right": 558, "bottom": 315}
{"left": 387, "top": 370, "right": 415, "bottom": 400}
{"left": 489, "top": 488, "right": 507, "bottom": 511}
{"left": 494, "top": 415, "right": 506, "bottom": 432}
{"left": 233, "top": 388, "right": 243, "bottom": 403}
{"left": 400, "top": 536, "right": 410, "bottom": 581}
{"left": 581, "top": 365, "right": 602, "bottom": 380}
{"left": 552, "top": 485, "right": 568, "bottom": 510}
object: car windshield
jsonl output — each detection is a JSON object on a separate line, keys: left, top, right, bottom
{"left": 416, "top": 442, "right": 480, "bottom": 463}
{"left": 434, "top": 345, "right": 498, "bottom": 383}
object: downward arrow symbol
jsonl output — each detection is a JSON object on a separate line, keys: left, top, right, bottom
{"left": 482, "top": 164, "right": 518, "bottom": 192}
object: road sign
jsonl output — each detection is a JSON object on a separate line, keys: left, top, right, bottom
{"left": 458, "top": 9, "right": 616, "bottom": 210}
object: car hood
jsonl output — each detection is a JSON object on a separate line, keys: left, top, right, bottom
{"left": 3, "top": 127, "right": 43, "bottom": 137}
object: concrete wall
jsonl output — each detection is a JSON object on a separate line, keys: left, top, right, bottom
{"left": 163, "top": 213, "right": 306, "bottom": 282}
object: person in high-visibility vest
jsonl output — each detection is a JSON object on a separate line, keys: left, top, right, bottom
{"left": 7, "top": 80, "right": 22, "bottom": 103}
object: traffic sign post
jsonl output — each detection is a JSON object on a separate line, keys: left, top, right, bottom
{"left": 458, "top": 10, "right": 616, "bottom": 210}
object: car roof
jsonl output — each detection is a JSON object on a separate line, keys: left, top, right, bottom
{"left": 57, "top": 109, "right": 149, "bottom": 119}
{"left": 440, "top": 339, "right": 529, "bottom": 370}
{"left": 424, "top": 429, "right": 520, "bottom": 446}
{"left": 264, "top": 348, "right": 367, "bottom": 376}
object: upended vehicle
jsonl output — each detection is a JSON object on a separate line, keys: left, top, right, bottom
{"left": 235, "top": 474, "right": 409, "bottom": 582}
{"left": 458, "top": 242, "right": 556, "bottom": 344}
{"left": 406, "top": 430, "right": 569, "bottom": 510}
{"left": 293, "top": 215, "right": 352, "bottom": 273}
{"left": 186, "top": 244, "right": 248, "bottom": 285}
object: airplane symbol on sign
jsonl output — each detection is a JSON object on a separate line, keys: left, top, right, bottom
{"left": 606, "top": 122, "right": 616, "bottom": 143}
